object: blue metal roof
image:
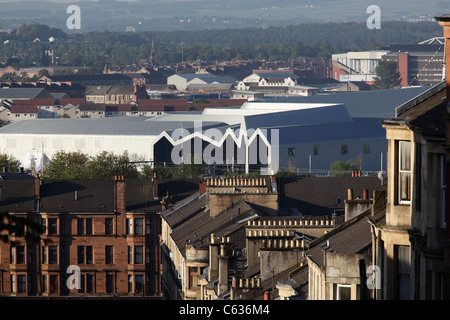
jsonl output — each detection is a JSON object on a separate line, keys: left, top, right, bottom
{"left": 259, "top": 86, "right": 431, "bottom": 119}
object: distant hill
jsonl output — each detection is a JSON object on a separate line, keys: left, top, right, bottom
{"left": 0, "top": 0, "right": 448, "bottom": 32}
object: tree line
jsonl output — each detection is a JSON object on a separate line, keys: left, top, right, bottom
{"left": 0, "top": 21, "right": 442, "bottom": 71}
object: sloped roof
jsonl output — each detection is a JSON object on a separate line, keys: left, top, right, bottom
{"left": 259, "top": 86, "right": 431, "bottom": 118}
{"left": 171, "top": 199, "right": 265, "bottom": 256}
{"left": 171, "top": 73, "right": 236, "bottom": 83}
{"left": 306, "top": 208, "right": 385, "bottom": 267}
{"left": 254, "top": 72, "right": 300, "bottom": 79}
{"left": 39, "top": 179, "right": 115, "bottom": 212}
{"left": 160, "top": 192, "right": 206, "bottom": 229}
{"left": 278, "top": 176, "right": 386, "bottom": 215}
{"left": 0, "top": 87, "right": 54, "bottom": 100}
{"left": 0, "top": 178, "right": 36, "bottom": 212}
{"left": 44, "top": 74, "right": 132, "bottom": 83}
{"left": 85, "top": 85, "right": 136, "bottom": 96}
{"left": 388, "top": 81, "right": 447, "bottom": 140}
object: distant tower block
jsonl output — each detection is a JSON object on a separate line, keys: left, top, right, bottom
{"left": 150, "top": 34, "right": 157, "bottom": 66}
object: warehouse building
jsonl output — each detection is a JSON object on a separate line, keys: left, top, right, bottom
{"left": 0, "top": 87, "right": 430, "bottom": 175}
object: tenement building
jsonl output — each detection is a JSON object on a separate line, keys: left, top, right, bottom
{"left": 0, "top": 174, "right": 171, "bottom": 298}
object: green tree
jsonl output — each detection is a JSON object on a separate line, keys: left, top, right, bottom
{"left": 330, "top": 160, "right": 357, "bottom": 177}
{"left": 88, "top": 151, "right": 138, "bottom": 179}
{"left": 372, "top": 60, "right": 401, "bottom": 90}
{"left": 43, "top": 150, "right": 90, "bottom": 179}
{"left": 43, "top": 150, "right": 139, "bottom": 179}
{"left": 0, "top": 153, "right": 21, "bottom": 173}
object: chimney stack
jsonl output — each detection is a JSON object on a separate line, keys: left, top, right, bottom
{"left": 114, "top": 176, "right": 126, "bottom": 213}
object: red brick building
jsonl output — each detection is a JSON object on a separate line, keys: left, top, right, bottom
{"left": 0, "top": 173, "right": 197, "bottom": 298}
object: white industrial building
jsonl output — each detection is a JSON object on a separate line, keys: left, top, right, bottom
{"left": 0, "top": 86, "right": 431, "bottom": 175}
{"left": 167, "top": 73, "right": 237, "bottom": 91}
{"left": 332, "top": 50, "right": 390, "bottom": 82}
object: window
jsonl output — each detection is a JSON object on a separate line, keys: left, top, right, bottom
{"left": 341, "top": 144, "right": 348, "bottom": 154}
{"left": 288, "top": 148, "right": 295, "bottom": 156}
{"left": 126, "top": 218, "right": 132, "bottom": 235}
{"left": 313, "top": 145, "right": 318, "bottom": 156}
{"left": 10, "top": 274, "right": 15, "bottom": 293}
{"left": 86, "top": 218, "right": 92, "bottom": 235}
{"left": 77, "top": 218, "right": 93, "bottom": 235}
{"left": 48, "top": 246, "right": 58, "bottom": 264}
{"left": 86, "top": 246, "right": 93, "bottom": 264}
{"left": 128, "top": 246, "right": 132, "bottom": 264}
{"left": 10, "top": 246, "right": 15, "bottom": 264}
{"left": 128, "top": 274, "right": 133, "bottom": 293}
{"left": 77, "top": 218, "right": 84, "bottom": 235}
{"left": 396, "top": 245, "right": 410, "bottom": 300}
{"left": 17, "top": 275, "right": 26, "bottom": 293}
{"left": 135, "top": 218, "right": 143, "bottom": 235}
{"left": 77, "top": 246, "right": 84, "bottom": 264}
{"left": 42, "top": 274, "right": 47, "bottom": 293}
{"left": 49, "top": 275, "right": 58, "bottom": 293}
{"left": 336, "top": 284, "right": 351, "bottom": 300}
{"left": 105, "top": 246, "right": 113, "bottom": 264}
{"left": 134, "top": 246, "right": 143, "bottom": 264}
{"left": 105, "top": 218, "right": 113, "bottom": 235}
{"left": 48, "top": 218, "right": 57, "bottom": 235}
{"left": 77, "top": 246, "right": 93, "bottom": 264}
{"left": 42, "top": 246, "right": 47, "bottom": 264}
{"left": 135, "top": 275, "right": 144, "bottom": 293}
{"left": 363, "top": 145, "right": 370, "bottom": 154}
{"left": 189, "top": 267, "right": 199, "bottom": 290}
{"left": 398, "top": 141, "right": 411, "bottom": 204}
{"left": 106, "top": 274, "right": 114, "bottom": 293}
{"left": 86, "top": 274, "right": 93, "bottom": 293}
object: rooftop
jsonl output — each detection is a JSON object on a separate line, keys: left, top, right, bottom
{"left": 278, "top": 176, "right": 386, "bottom": 216}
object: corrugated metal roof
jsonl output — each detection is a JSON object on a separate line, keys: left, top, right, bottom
{"left": 258, "top": 86, "right": 431, "bottom": 118}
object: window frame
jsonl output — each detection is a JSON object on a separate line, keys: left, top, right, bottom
{"left": 398, "top": 140, "right": 411, "bottom": 205}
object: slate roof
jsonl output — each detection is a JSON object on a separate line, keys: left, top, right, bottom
{"left": 78, "top": 102, "right": 106, "bottom": 111}
{"left": 0, "top": 88, "right": 54, "bottom": 100}
{"left": 39, "top": 179, "right": 115, "bottom": 212}
{"left": 85, "top": 85, "right": 136, "bottom": 96}
{"left": 43, "top": 74, "right": 132, "bottom": 83}
{"left": 160, "top": 192, "right": 207, "bottom": 229}
{"left": 387, "top": 81, "right": 447, "bottom": 140}
{"left": 170, "top": 199, "right": 265, "bottom": 256}
{"left": 306, "top": 207, "right": 386, "bottom": 267}
{"left": 0, "top": 177, "right": 36, "bottom": 212}
{"left": 1, "top": 177, "right": 198, "bottom": 214}
{"left": 278, "top": 176, "right": 386, "bottom": 216}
